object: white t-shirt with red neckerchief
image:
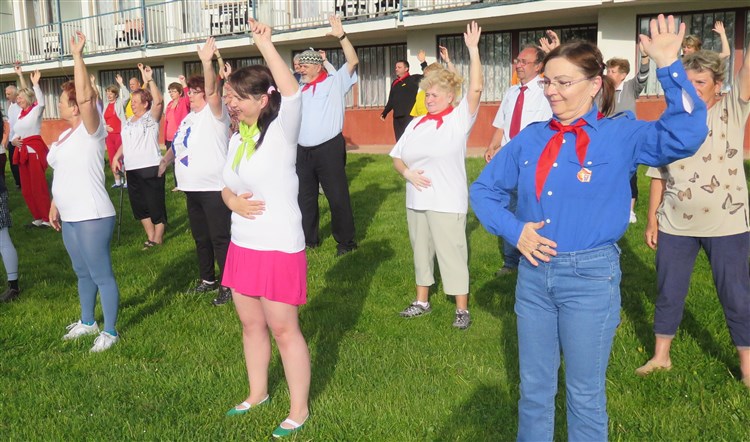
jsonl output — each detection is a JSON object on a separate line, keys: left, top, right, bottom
{"left": 47, "top": 119, "right": 115, "bottom": 222}
{"left": 390, "top": 96, "right": 478, "bottom": 214}
{"left": 222, "top": 91, "right": 303, "bottom": 253}
{"left": 172, "top": 103, "right": 231, "bottom": 192}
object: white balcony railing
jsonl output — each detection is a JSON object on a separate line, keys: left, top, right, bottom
{"left": 0, "top": 0, "right": 507, "bottom": 66}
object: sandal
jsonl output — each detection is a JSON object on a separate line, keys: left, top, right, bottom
{"left": 272, "top": 415, "right": 308, "bottom": 438}
{"left": 142, "top": 240, "right": 159, "bottom": 251}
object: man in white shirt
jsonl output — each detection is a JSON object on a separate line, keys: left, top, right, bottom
{"left": 4, "top": 85, "right": 21, "bottom": 188}
{"left": 485, "top": 45, "right": 552, "bottom": 276}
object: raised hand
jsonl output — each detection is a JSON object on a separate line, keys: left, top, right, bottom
{"left": 138, "top": 63, "right": 153, "bottom": 83}
{"left": 178, "top": 74, "right": 186, "bottom": 86}
{"left": 70, "top": 31, "right": 86, "bottom": 57}
{"left": 539, "top": 30, "right": 560, "bottom": 54}
{"left": 639, "top": 14, "right": 685, "bottom": 68}
{"left": 197, "top": 36, "right": 216, "bottom": 62}
{"left": 13, "top": 64, "right": 22, "bottom": 76}
{"left": 115, "top": 73, "right": 123, "bottom": 85}
{"left": 248, "top": 18, "right": 272, "bottom": 46}
{"left": 417, "top": 49, "right": 426, "bottom": 63}
{"left": 712, "top": 21, "right": 725, "bottom": 37}
{"left": 438, "top": 45, "right": 451, "bottom": 63}
{"left": 30, "top": 69, "right": 41, "bottom": 85}
{"left": 326, "top": 15, "right": 345, "bottom": 39}
{"left": 463, "top": 21, "right": 481, "bottom": 49}
{"left": 221, "top": 63, "right": 232, "bottom": 79}
{"left": 318, "top": 50, "right": 327, "bottom": 62}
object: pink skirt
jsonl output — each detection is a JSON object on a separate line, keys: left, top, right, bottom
{"left": 222, "top": 242, "right": 307, "bottom": 305}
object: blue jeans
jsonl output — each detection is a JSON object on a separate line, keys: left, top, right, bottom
{"left": 502, "top": 190, "right": 521, "bottom": 268}
{"left": 62, "top": 216, "right": 120, "bottom": 334}
{"left": 515, "top": 244, "right": 621, "bottom": 442}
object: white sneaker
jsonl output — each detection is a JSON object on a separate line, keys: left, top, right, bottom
{"left": 63, "top": 320, "right": 99, "bottom": 340}
{"left": 90, "top": 331, "right": 119, "bottom": 353}
{"left": 31, "top": 219, "right": 43, "bottom": 227}
{"left": 629, "top": 211, "right": 637, "bottom": 224}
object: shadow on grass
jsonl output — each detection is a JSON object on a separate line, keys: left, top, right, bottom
{"left": 619, "top": 237, "right": 736, "bottom": 373}
{"left": 117, "top": 250, "right": 194, "bottom": 330}
{"left": 435, "top": 384, "right": 517, "bottom": 441}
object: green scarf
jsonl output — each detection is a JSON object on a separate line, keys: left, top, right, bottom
{"left": 232, "top": 121, "right": 260, "bottom": 171}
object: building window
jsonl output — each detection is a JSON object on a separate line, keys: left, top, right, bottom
{"left": 438, "top": 31, "right": 512, "bottom": 102}
{"left": 183, "top": 57, "right": 264, "bottom": 78}
{"left": 638, "top": 9, "right": 741, "bottom": 95}
{"left": 38, "top": 76, "right": 70, "bottom": 120}
{"left": 356, "top": 44, "right": 405, "bottom": 108}
{"left": 518, "top": 25, "right": 597, "bottom": 48}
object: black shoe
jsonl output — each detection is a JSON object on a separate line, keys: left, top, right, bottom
{"left": 0, "top": 287, "right": 20, "bottom": 302}
{"left": 193, "top": 280, "right": 218, "bottom": 293}
{"left": 212, "top": 286, "right": 232, "bottom": 306}
{"left": 336, "top": 245, "right": 358, "bottom": 257}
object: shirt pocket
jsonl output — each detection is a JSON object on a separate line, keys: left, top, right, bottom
{"left": 565, "top": 157, "right": 610, "bottom": 200}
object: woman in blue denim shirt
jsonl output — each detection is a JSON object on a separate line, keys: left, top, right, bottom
{"left": 470, "top": 15, "right": 708, "bottom": 441}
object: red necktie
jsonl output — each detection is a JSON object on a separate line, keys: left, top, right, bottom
{"left": 535, "top": 119, "right": 590, "bottom": 200}
{"left": 413, "top": 105, "right": 454, "bottom": 130}
{"left": 301, "top": 71, "right": 329, "bottom": 95}
{"left": 508, "top": 85, "right": 527, "bottom": 139}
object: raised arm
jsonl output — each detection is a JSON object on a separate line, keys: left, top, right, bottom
{"left": 115, "top": 73, "right": 130, "bottom": 103}
{"left": 14, "top": 65, "right": 27, "bottom": 89}
{"left": 326, "top": 15, "right": 358, "bottom": 75}
{"left": 712, "top": 21, "right": 731, "bottom": 61}
{"left": 249, "top": 19, "right": 298, "bottom": 97}
{"left": 738, "top": 32, "right": 750, "bottom": 102}
{"left": 30, "top": 70, "right": 44, "bottom": 110}
{"left": 464, "top": 21, "right": 483, "bottom": 115}
{"left": 70, "top": 31, "right": 100, "bottom": 134}
{"left": 197, "top": 37, "right": 223, "bottom": 117}
{"left": 139, "top": 63, "right": 164, "bottom": 121}
{"left": 319, "top": 51, "right": 336, "bottom": 74}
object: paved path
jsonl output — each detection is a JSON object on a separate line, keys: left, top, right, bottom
{"left": 346, "top": 144, "right": 487, "bottom": 158}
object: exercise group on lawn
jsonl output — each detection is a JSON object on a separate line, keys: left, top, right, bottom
{"left": 0, "top": 10, "right": 748, "bottom": 441}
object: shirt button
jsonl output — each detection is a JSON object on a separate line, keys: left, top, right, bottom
{"left": 546, "top": 219, "right": 551, "bottom": 224}
{"left": 552, "top": 162, "right": 558, "bottom": 167}
{"left": 562, "top": 139, "right": 566, "bottom": 144}
{"left": 672, "top": 72, "right": 678, "bottom": 78}
{"left": 587, "top": 161, "right": 592, "bottom": 165}
{"left": 547, "top": 191, "right": 553, "bottom": 196}
{"left": 524, "top": 160, "right": 528, "bottom": 165}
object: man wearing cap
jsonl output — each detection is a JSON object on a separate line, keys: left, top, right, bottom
{"left": 296, "top": 15, "right": 359, "bottom": 257}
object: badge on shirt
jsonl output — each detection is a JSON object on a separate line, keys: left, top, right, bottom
{"left": 577, "top": 167, "right": 592, "bottom": 183}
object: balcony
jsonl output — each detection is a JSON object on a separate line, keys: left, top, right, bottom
{"left": 0, "top": 0, "right": 507, "bottom": 67}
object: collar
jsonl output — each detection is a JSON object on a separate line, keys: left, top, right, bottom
{"left": 392, "top": 72, "right": 410, "bottom": 86}
{"left": 546, "top": 104, "right": 604, "bottom": 132}
{"left": 520, "top": 75, "right": 544, "bottom": 92}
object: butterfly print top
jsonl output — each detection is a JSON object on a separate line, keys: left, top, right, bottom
{"left": 647, "top": 77, "right": 749, "bottom": 236}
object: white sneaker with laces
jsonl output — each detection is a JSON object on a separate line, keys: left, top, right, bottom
{"left": 90, "top": 331, "right": 119, "bottom": 353}
{"left": 63, "top": 320, "right": 99, "bottom": 340}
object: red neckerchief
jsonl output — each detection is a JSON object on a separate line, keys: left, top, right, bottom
{"left": 414, "top": 105, "right": 454, "bottom": 130}
{"left": 301, "top": 71, "right": 329, "bottom": 95}
{"left": 392, "top": 72, "right": 410, "bottom": 87}
{"left": 19, "top": 102, "right": 37, "bottom": 119}
{"left": 534, "top": 112, "right": 604, "bottom": 200}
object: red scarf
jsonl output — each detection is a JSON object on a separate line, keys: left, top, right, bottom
{"left": 535, "top": 113, "right": 604, "bottom": 200}
{"left": 414, "top": 105, "right": 454, "bottom": 130}
{"left": 301, "top": 71, "right": 329, "bottom": 95}
{"left": 392, "top": 73, "right": 410, "bottom": 87}
{"left": 19, "top": 102, "right": 37, "bottom": 119}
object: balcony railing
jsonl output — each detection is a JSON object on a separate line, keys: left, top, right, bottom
{"left": 0, "top": 0, "right": 507, "bottom": 67}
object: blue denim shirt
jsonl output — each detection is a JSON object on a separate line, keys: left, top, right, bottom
{"left": 470, "top": 60, "right": 708, "bottom": 253}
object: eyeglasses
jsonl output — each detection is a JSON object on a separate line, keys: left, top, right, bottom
{"left": 513, "top": 58, "right": 536, "bottom": 66}
{"left": 187, "top": 89, "right": 204, "bottom": 96}
{"left": 538, "top": 77, "right": 592, "bottom": 90}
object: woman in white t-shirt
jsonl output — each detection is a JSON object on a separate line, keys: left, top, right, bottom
{"left": 158, "top": 37, "right": 232, "bottom": 305}
{"left": 112, "top": 63, "right": 166, "bottom": 249}
{"left": 10, "top": 65, "right": 52, "bottom": 228}
{"left": 47, "top": 32, "right": 121, "bottom": 353}
{"left": 390, "top": 22, "right": 483, "bottom": 330}
{"left": 220, "top": 19, "right": 309, "bottom": 439}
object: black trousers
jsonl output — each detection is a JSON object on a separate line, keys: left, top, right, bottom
{"left": 185, "top": 191, "right": 231, "bottom": 283}
{"left": 296, "top": 133, "right": 357, "bottom": 252}
{"left": 393, "top": 115, "right": 413, "bottom": 141}
{"left": 7, "top": 143, "right": 20, "bottom": 188}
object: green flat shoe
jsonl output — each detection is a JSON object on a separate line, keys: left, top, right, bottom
{"left": 225, "top": 394, "right": 269, "bottom": 416}
{"left": 272, "top": 416, "right": 307, "bottom": 438}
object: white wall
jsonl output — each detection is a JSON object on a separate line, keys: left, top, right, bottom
{"left": 598, "top": 7, "right": 639, "bottom": 80}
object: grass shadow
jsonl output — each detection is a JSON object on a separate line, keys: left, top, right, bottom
{"left": 435, "top": 384, "right": 517, "bottom": 441}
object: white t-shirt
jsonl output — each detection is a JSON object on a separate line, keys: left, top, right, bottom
{"left": 47, "top": 120, "right": 116, "bottom": 222}
{"left": 390, "top": 96, "right": 478, "bottom": 214}
{"left": 172, "top": 104, "right": 231, "bottom": 192}
{"left": 6, "top": 102, "right": 20, "bottom": 141}
{"left": 121, "top": 112, "right": 162, "bottom": 170}
{"left": 13, "top": 85, "right": 46, "bottom": 153}
{"left": 222, "top": 91, "right": 304, "bottom": 253}
{"left": 492, "top": 76, "right": 551, "bottom": 146}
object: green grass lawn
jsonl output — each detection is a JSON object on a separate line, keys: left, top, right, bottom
{"left": 1, "top": 156, "right": 749, "bottom": 441}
